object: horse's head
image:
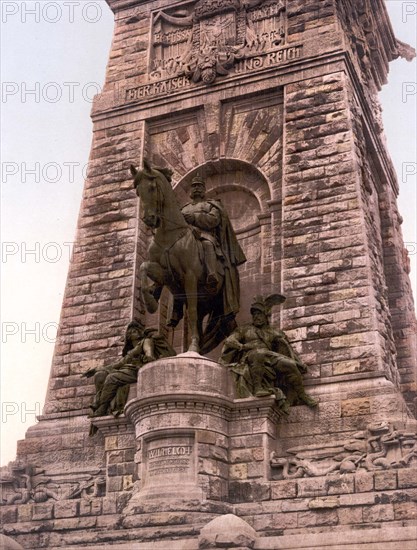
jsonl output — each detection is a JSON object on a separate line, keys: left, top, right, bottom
{"left": 130, "top": 160, "right": 173, "bottom": 229}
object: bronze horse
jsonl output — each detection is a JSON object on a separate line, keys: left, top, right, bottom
{"left": 130, "top": 161, "right": 242, "bottom": 354}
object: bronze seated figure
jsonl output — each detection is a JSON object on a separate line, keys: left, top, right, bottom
{"left": 220, "top": 294, "right": 319, "bottom": 413}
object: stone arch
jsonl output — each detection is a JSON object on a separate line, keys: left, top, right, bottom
{"left": 175, "top": 158, "right": 272, "bottom": 229}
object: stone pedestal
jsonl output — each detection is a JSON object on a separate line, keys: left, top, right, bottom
{"left": 123, "top": 353, "right": 284, "bottom": 508}
{"left": 125, "top": 353, "right": 232, "bottom": 504}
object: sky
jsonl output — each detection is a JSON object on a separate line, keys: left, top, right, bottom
{"left": 0, "top": 1, "right": 416, "bottom": 466}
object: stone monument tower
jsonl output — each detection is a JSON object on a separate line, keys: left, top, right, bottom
{"left": 1, "top": 1, "right": 416, "bottom": 549}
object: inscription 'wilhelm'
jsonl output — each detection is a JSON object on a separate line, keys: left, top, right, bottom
{"left": 147, "top": 445, "right": 193, "bottom": 459}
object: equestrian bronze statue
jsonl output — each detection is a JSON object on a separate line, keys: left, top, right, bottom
{"left": 130, "top": 160, "right": 246, "bottom": 354}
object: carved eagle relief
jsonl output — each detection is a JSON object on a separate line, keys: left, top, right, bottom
{"left": 149, "top": 0, "right": 287, "bottom": 84}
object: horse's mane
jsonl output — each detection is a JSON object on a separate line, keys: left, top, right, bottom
{"left": 154, "top": 166, "right": 173, "bottom": 183}
{"left": 130, "top": 161, "right": 173, "bottom": 188}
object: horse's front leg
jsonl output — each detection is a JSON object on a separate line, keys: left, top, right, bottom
{"left": 184, "top": 271, "right": 199, "bottom": 353}
{"left": 139, "top": 261, "right": 165, "bottom": 314}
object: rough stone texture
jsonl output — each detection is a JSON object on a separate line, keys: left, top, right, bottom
{"left": 198, "top": 513, "right": 257, "bottom": 549}
{"left": 1, "top": 0, "right": 416, "bottom": 548}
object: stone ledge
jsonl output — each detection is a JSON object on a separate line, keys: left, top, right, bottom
{"left": 254, "top": 526, "right": 417, "bottom": 549}
{"left": 90, "top": 414, "right": 132, "bottom": 436}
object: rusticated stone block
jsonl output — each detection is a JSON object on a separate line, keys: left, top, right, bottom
{"left": 105, "top": 448, "right": 124, "bottom": 464}
{"left": 230, "top": 464, "right": 248, "bottom": 480}
{"left": 393, "top": 501, "right": 417, "bottom": 520}
{"left": 4, "top": 520, "right": 53, "bottom": 535}
{"left": 339, "top": 493, "right": 375, "bottom": 507}
{"left": 229, "top": 482, "right": 271, "bottom": 503}
{"left": 117, "top": 434, "right": 135, "bottom": 450}
{"left": 271, "top": 511, "right": 298, "bottom": 529}
{"left": 398, "top": 468, "right": 417, "bottom": 488}
{"left": 374, "top": 471, "right": 397, "bottom": 491}
{"left": 32, "top": 503, "right": 54, "bottom": 521}
{"left": 230, "top": 449, "right": 253, "bottom": 464}
{"left": 102, "top": 496, "right": 117, "bottom": 515}
{"left": 197, "top": 430, "right": 217, "bottom": 445}
{"left": 252, "top": 447, "right": 265, "bottom": 461}
{"left": 54, "top": 500, "right": 79, "bottom": 519}
{"left": 325, "top": 475, "right": 354, "bottom": 495}
{"left": 355, "top": 471, "right": 374, "bottom": 492}
{"left": 298, "top": 509, "right": 338, "bottom": 527}
{"left": 122, "top": 475, "right": 133, "bottom": 491}
{"left": 271, "top": 480, "right": 298, "bottom": 500}
{"left": 208, "top": 477, "right": 228, "bottom": 501}
{"left": 297, "top": 477, "right": 327, "bottom": 497}
{"left": 107, "top": 476, "right": 123, "bottom": 492}
{"left": 247, "top": 462, "right": 264, "bottom": 479}
{"left": 338, "top": 506, "right": 363, "bottom": 524}
{"left": 230, "top": 435, "right": 263, "bottom": 449}
{"left": 0, "top": 506, "right": 17, "bottom": 524}
{"left": 96, "top": 514, "right": 122, "bottom": 529}
{"left": 362, "top": 504, "right": 395, "bottom": 523}
{"left": 308, "top": 496, "right": 340, "bottom": 509}
{"left": 252, "top": 513, "right": 274, "bottom": 532}
{"left": 53, "top": 516, "right": 97, "bottom": 531}
{"left": 199, "top": 458, "right": 221, "bottom": 477}
{"left": 17, "top": 505, "right": 32, "bottom": 523}
{"left": 341, "top": 398, "right": 371, "bottom": 416}
{"left": 114, "top": 462, "right": 132, "bottom": 476}
{"left": 333, "top": 360, "right": 362, "bottom": 375}
{"left": 79, "top": 498, "right": 102, "bottom": 516}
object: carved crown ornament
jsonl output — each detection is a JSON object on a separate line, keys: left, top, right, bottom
{"left": 150, "top": 0, "right": 288, "bottom": 85}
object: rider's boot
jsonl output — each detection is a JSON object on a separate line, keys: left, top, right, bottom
{"left": 203, "top": 242, "right": 220, "bottom": 294}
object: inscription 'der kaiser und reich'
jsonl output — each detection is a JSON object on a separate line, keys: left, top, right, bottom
{"left": 125, "top": 45, "right": 303, "bottom": 102}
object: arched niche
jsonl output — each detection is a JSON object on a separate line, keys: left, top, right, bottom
{"left": 175, "top": 159, "right": 272, "bottom": 235}
{"left": 157, "top": 159, "right": 276, "bottom": 353}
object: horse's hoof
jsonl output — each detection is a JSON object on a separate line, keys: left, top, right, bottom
{"left": 188, "top": 339, "right": 200, "bottom": 353}
{"left": 144, "top": 293, "right": 158, "bottom": 314}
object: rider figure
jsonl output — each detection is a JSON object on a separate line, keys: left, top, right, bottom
{"left": 181, "top": 176, "right": 223, "bottom": 293}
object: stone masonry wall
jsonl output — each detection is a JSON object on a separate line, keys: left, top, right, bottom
{"left": 282, "top": 71, "right": 385, "bottom": 382}
{"left": 379, "top": 186, "right": 417, "bottom": 407}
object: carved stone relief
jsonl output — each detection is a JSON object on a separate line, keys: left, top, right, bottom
{"left": 150, "top": 0, "right": 287, "bottom": 84}
{"left": 336, "top": 0, "right": 415, "bottom": 134}
{"left": 271, "top": 422, "right": 417, "bottom": 479}
{"left": 0, "top": 462, "right": 106, "bottom": 505}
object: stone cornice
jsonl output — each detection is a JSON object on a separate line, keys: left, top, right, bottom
{"left": 91, "top": 52, "right": 347, "bottom": 124}
{"left": 90, "top": 413, "right": 133, "bottom": 436}
{"left": 105, "top": 0, "right": 146, "bottom": 13}
{"left": 343, "top": 54, "right": 399, "bottom": 195}
{"left": 336, "top": 0, "right": 415, "bottom": 90}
